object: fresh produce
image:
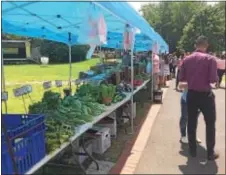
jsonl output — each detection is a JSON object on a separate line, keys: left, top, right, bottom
{"left": 117, "top": 83, "right": 132, "bottom": 92}
{"left": 135, "top": 73, "right": 150, "bottom": 81}
{"left": 112, "top": 92, "right": 126, "bottom": 103}
{"left": 76, "top": 84, "right": 101, "bottom": 102}
{"left": 100, "top": 84, "right": 116, "bottom": 105}
{"left": 134, "top": 80, "right": 143, "bottom": 86}
{"left": 29, "top": 89, "right": 106, "bottom": 153}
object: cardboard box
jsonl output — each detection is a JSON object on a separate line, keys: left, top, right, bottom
{"left": 96, "top": 112, "right": 117, "bottom": 137}
{"left": 88, "top": 127, "right": 111, "bottom": 154}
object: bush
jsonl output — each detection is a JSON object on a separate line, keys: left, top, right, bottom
{"left": 38, "top": 40, "right": 90, "bottom": 64}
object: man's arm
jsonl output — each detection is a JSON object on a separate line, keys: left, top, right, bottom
{"left": 209, "top": 57, "right": 218, "bottom": 84}
{"left": 179, "top": 60, "right": 186, "bottom": 82}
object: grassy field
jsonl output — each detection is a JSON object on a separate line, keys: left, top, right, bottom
{"left": 2, "top": 58, "right": 100, "bottom": 113}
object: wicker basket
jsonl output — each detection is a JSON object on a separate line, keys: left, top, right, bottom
{"left": 102, "top": 97, "right": 112, "bottom": 105}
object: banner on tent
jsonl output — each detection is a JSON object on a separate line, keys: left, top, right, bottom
{"left": 77, "top": 7, "right": 107, "bottom": 45}
{"left": 123, "top": 24, "right": 135, "bottom": 51}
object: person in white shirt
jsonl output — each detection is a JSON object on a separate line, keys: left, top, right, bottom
{"left": 178, "top": 82, "right": 202, "bottom": 144}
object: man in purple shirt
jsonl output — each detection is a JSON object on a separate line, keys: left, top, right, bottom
{"left": 179, "top": 36, "right": 219, "bottom": 160}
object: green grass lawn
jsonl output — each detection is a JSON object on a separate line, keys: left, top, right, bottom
{"left": 2, "top": 58, "right": 100, "bottom": 113}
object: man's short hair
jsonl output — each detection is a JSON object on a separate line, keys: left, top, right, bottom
{"left": 195, "top": 36, "right": 208, "bottom": 46}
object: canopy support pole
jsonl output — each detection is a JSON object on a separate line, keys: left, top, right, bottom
{"left": 2, "top": 51, "right": 7, "bottom": 112}
{"left": 151, "top": 51, "right": 154, "bottom": 102}
{"left": 100, "top": 45, "right": 103, "bottom": 64}
{"left": 68, "top": 32, "right": 72, "bottom": 91}
{"left": 1, "top": 52, "right": 19, "bottom": 175}
{"left": 130, "top": 47, "right": 134, "bottom": 134}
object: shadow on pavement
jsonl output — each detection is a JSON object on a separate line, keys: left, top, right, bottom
{"left": 178, "top": 143, "right": 218, "bottom": 174}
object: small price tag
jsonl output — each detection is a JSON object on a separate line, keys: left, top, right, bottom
{"left": 13, "top": 85, "right": 32, "bottom": 97}
{"left": 1, "top": 91, "right": 8, "bottom": 101}
{"left": 55, "top": 80, "right": 63, "bottom": 87}
{"left": 43, "top": 81, "right": 52, "bottom": 90}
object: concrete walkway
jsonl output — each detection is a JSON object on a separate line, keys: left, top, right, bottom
{"left": 135, "top": 81, "right": 225, "bottom": 174}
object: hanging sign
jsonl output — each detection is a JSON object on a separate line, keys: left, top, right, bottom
{"left": 43, "top": 81, "right": 52, "bottom": 90}
{"left": 1, "top": 91, "right": 8, "bottom": 101}
{"left": 77, "top": 7, "right": 107, "bottom": 45}
{"left": 97, "top": 14, "right": 107, "bottom": 44}
{"left": 123, "top": 24, "right": 135, "bottom": 51}
{"left": 55, "top": 80, "right": 63, "bottom": 87}
{"left": 13, "top": 85, "right": 32, "bottom": 97}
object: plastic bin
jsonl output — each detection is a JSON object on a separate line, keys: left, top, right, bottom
{"left": 1, "top": 114, "right": 46, "bottom": 175}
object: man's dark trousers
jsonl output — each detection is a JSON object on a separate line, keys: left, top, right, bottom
{"left": 187, "top": 90, "right": 216, "bottom": 156}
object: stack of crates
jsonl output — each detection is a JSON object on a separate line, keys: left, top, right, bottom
{"left": 1, "top": 114, "right": 46, "bottom": 174}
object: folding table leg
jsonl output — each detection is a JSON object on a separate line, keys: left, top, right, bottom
{"left": 80, "top": 135, "right": 99, "bottom": 170}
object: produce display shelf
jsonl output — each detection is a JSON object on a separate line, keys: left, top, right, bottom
{"left": 25, "top": 79, "right": 150, "bottom": 175}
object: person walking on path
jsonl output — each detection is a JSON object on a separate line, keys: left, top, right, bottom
{"left": 178, "top": 82, "right": 202, "bottom": 144}
{"left": 179, "top": 36, "right": 219, "bottom": 160}
{"left": 159, "top": 55, "right": 165, "bottom": 88}
{"left": 216, "top": 54, "right": 225, "bottom": 88}
{"left": 172, "top": 54, "right": 177, "bottom": 78}
{"left": 163, "top": 54, "right": 170, "bottom": 85}
{"left": 152, "top": 52, "right": 160, "bottom": 90}
{"left": 176, "top": 53, "right": 185, "bottom": 91}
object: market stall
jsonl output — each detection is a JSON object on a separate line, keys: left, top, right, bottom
{"left": 1, "top": 1, "right": 168, "bottom": 174}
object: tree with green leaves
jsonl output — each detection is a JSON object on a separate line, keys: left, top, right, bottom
{"left": 140, "top": 2, "right": 225, "bottom": 53}
{"left": 178, "top": 3, "right": 225, "bottom": 52}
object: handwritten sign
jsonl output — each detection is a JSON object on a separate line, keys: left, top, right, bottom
{"left": 1, "top": 91, "right": 8, "bottom": 101}
{"left": 55, "top": 80, "right": 63, "bottom": 87}
{"left": 43, "top": 81, "right": 52, "bottom": 90}
{"left": 13, "top": 85, "right": 32, "bottom": 97}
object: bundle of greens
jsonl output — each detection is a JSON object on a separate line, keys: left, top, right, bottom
{"left": 29, "top": 90, "right": 105, "bottom": 153}
{"left": 100, "top": 84, "right": 116, "bottom": 105}
{"left": 76, "top": 84, "right": 101, "bottom": 102}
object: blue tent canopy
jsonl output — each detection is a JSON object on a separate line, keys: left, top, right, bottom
{"left": 102, "top": 32, "right": 152, "bottom": 52}
{"left": 2, "top": 1, "right": 168, "bottom": 52}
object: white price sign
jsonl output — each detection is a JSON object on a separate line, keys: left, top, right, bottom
{"left": 55, "top": 80, "right": 63, "bottom": 87}
{"left": 43, "top": 81, "right": 52, "bottom": 89}
{"left": 13, "top": 85, "right": 32, "bottom": 97}
{"left": 1, "top": 91, "right": 8, "bottom": 101}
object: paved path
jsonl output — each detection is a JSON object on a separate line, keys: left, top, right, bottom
{"left": 135, "top": 80, "right": 225, "bottom": 174}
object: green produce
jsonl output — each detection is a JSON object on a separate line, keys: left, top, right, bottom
{"left": 42, "top": 91, "right": 61, "bottom": 110}
{"left": 28, "top": 85, "right": 106, "bottom": 153}
{"left": 28, "top": 101, "right": 47, "bottom": 114}
{"left": 100, "top": 84, "right": 116, "bottom": 99}
{"left": 77, "top": 84, "right": 101, "bottom": 102}
{"left": 112, "top": 93, "right": 126, "bottom": 103}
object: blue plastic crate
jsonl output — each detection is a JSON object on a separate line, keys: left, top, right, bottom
{"left": 1, "top": 114, "right": 46, "bottom": 175}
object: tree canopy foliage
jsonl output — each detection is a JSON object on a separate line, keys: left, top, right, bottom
{"left": 141, "top": 2, "right": 225, "bottom": 53}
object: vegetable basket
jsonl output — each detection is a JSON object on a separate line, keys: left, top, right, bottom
{"left": 1, "top": 114, "right": 46, "bottom": 174}
{"left": 102, "top": 97, "right": 113, "bottom": 105}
